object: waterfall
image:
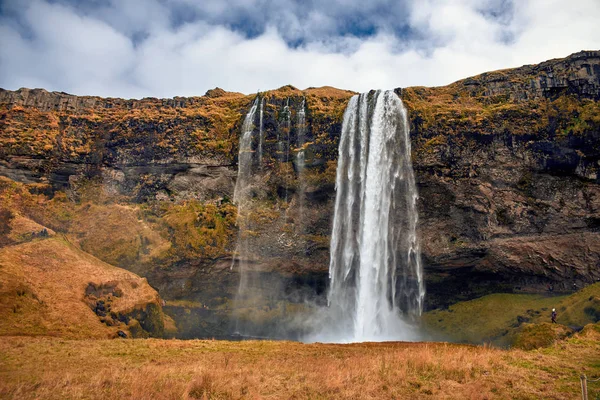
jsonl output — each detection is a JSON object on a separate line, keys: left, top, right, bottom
{"left": 323, "top": 90, "right": 424, "bottom": 342}
{"left": 258, "top": 97, "right": 264, "bottom": 168}
{"left": 295, "top": 98, "right": 306, "bottom": 234}
{"left": 231, "top": 97, "right": 259, "bottom": 299}
{"left": 296, "top": 98, "right": 306, "bottom": 174}
{"left": 284, "top": 98, "right": 291, "bottom": 165}
{"left": 233, "top": 96, "right": 258, "bottom": 207}
{"left": 280, "top": 99, "right": 292, "bottom": 207}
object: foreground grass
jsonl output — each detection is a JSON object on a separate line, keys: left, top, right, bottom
{"left": 1, "top": 334, "right": 599, "bottom": 399}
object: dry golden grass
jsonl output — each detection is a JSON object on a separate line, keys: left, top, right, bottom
{"left": 0, "top": 335, "right": 598, "bottom": 399}
{"left": 6, "top": 214, "right": 56, "bottom": 243}
{"left": 0, "top": 89, "right": 251, "bottom": 161}
{"left": 70, "top": 202, "right": 171, "bottom": 268}
{"left": 0, "top": 235, "right": 162, "bottom": 338}
{"left": 303, "top": 86, "right": 357, "bottom": 99}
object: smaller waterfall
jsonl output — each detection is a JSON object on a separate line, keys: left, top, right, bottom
{"left": 276, "top": 99, "right": 290, "bottom": 161}
{"left": 233, "top": 97, "right": 259, "bottom": 206}
{"left": 231, "top": 97, "right": 259, "bottom": 298}
{"left": 281, "top": 99, "right": 292, "bottom": 207}
{"left": 284, "top": 98, "right": 291, "bottom": 165}
{"left": 295, "top": 98, "right": 307, "bottom": 234}
{"left": 258, "top": 97, "right": 264, "bottom": 168}
{"left": 296, "top": 98, "right": 306, "bottom": 173}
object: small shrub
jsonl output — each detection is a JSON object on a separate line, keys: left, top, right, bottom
{"left": 186, "top": 372, "right": 232, "bottom": 400}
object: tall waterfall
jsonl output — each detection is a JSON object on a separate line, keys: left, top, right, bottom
{"left": 231, "top": 97, "right": 259, "bottom": 297}
{"left": 295, "top": 98, "right": 306, "bottom": 233}
{"left": 324, "top": 90, "right": 424, "bottom": 342}
{"left": 258, "top": 97, "right": 264, "bottom": 168}
{"left": 296, "top": 98, "right": 306, "bottom": 174}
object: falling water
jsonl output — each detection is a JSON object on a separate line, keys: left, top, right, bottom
{"left": 231, "top": 97, "right": 259, "bottom": 297}
{"left": 258, "top": 97, "right": 264, "bottom": 168}
{"left": 284, "top": 98, "right": 291, "bottom": 165}
{"left": 296, "top": 98, "right": 306, "bottom": 173}
{"left": 233, "top": 96, "right": 258, "bottom": 206}
{"left": 231, "top": 97, "right": 260, "bottom": 334}
{"left": 276, "top": 99, "right": 290, "bottom": 161}
{"left": 295, "top": 98, "right": 306, "bottom": 234}
{"left": 323, "top": 90, "right": 425, "bottom": 342}
{"left": 280, "top": 99, "right": 292, "bottom": 207}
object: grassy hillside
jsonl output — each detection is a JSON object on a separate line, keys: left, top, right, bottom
{"left": 0, "top": 331, "right": 598, "bottom": 399}
{"left": 0, "top": 232, "right": 171, "bottom": 338}
{"left": 423, "top": 283, "right": 600, "bottom": 346}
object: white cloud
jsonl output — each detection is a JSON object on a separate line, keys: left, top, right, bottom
{"left": 0, "top": 0, "right": 599, "bottom": 98}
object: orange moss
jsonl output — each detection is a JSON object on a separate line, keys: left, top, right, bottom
{"left": 161, "top": 200, "right": 237, "bottom": 261}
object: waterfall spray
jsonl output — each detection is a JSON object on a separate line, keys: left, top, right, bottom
{"left": 319, "top": 90, "right": 425, "bottom": 342}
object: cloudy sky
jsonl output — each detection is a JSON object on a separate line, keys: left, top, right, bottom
{"left": 0, "top": 0, "right": 599, "bottom": 99}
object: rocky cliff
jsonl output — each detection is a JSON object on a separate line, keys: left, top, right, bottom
{"left": 1, "top": 50, "right": 599, "bottom": 337}
{"left": 404, "top": 50, "right": 600, "bottom": 306}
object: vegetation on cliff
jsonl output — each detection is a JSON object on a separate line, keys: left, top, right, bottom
{"left": 0, "top": 89, "right": 251, "bottom": 163}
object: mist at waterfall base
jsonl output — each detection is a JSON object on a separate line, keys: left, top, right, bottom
{"left": 231, "top": 90, "right": 425, "bottom": 343}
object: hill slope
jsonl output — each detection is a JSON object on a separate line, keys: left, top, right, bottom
{"left": 0, "top": 229, "right": 169, "bottom": 338}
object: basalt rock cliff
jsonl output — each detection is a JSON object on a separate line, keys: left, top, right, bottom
{"left": 1, "top": 50, "right": 599, "bottom": 338}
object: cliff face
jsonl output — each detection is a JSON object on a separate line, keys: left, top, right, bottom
{"left": 1, "top": 51, "right": 599, "bottom": 336}
{"left": 403, "top": 50, "right": 600, "bottom": 306}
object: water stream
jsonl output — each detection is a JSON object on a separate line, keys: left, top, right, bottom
{"left": 295, "top": 98, "right": 306, "bottom": 234}
{"left": 231, "top": 97, "right": 259, "bottom": 329}
{"left": 321, "top": 90, "right": 425, "bottom": 342}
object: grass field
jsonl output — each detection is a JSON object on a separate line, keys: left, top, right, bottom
{"left": 1, "top": 330, "right": 599, "bottom": 400}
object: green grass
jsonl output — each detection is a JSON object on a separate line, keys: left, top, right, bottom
{"left": 513, "top": 323, "right": 573, "bottom": 350}
{"left": 423, "top": 293, "right": 566, "bottom": 345}
{"left": 554, "top": 283, "right": 600, "bottom": 327}
{"left": 424, "top": 283, "right": 600, "bottom": 347}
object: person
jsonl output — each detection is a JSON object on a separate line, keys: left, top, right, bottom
{"left": 551, "top": 308, "right": 557, "bottom": 323}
